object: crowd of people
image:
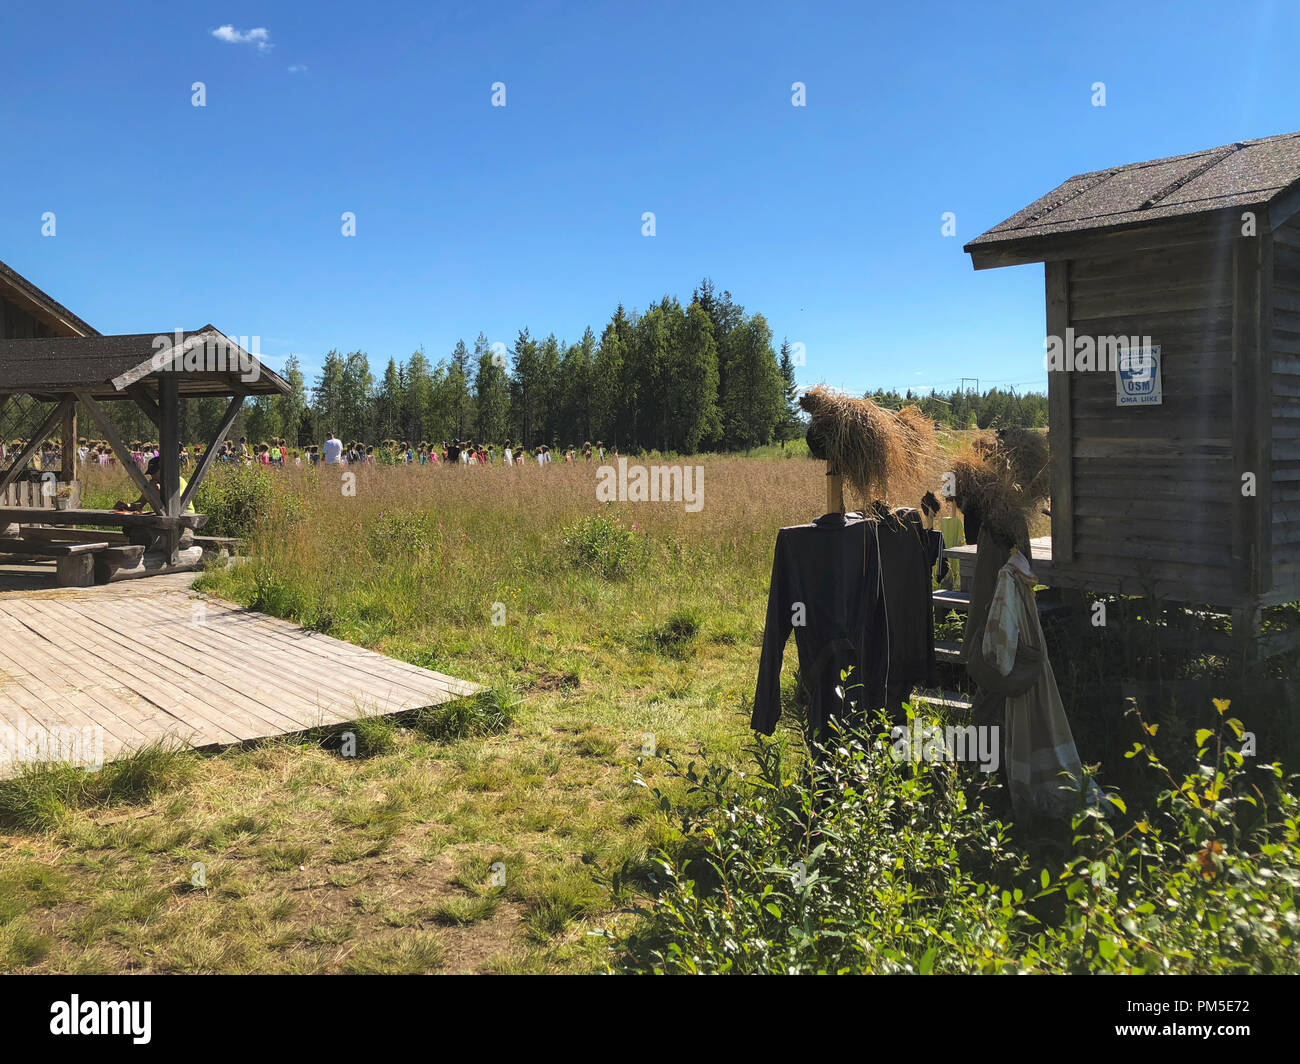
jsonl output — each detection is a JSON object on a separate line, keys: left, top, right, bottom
{"left": 2, "top": 433, "right": 617, "bottom": 476}
{"left": 209, "top": 434, "right": 616, "bottom": 469}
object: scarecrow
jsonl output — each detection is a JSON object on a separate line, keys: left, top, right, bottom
{"left": 952, "top": 428, "right": 1105, "bottom": 821}
{"left": 752, "top": 389, "right": 942, "bottom": 748}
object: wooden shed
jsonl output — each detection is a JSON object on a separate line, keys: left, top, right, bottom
{"left": 1, "top": 256, "right": 97, "bottom": 341}
{"left": 965, "top": 131, "right": 1300, "bottom": 643}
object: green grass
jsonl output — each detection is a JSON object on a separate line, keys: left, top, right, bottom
{"left": 0, "top": 744, "right": 195, "bottom": 831}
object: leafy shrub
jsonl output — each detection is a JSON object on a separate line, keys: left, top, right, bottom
{"left": 561, "top": 514, "right": 643, "bottom": 579}
{"left": 246, "top": 564, "right": 303, "bottom": 620}
{"left": 194, "top": 465, "right": 275, "bottom": 538}
{"left": 613, "top": 701, "right": 1300, "bottom": 974}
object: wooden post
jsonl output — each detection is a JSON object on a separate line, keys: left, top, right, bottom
{"left": 1256, "top": 231, "right": 1275, "bottom": 598}
{"left": 1045, "top": 260, "right": 1074, "bottom": 564}
{"left": 1232, "top": 234, "right": 1263, "bottom": 595}
{"left": 1232, "top": 604, "right": 1262, "bottom": 667}
{"left": 159, "top": 376, "right": 181, "bottom": 562}
{"left": 826, "top": 463, "right": 844, "bottom": 514}
{"left": 59, "top": 400, "right": 77, "bottom": 483}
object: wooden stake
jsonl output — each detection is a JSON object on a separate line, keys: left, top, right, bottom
{"left": 826, "top": 463, "right": 845, "bottom": 514}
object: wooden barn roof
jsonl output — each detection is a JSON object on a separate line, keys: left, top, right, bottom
{"left": 0, "top": 257, "right": 98, "bottom": 337}
{"left": 965, "top": 130, "right": 1300, "bottom": 268}
{"left": 0, "top": 326, "right": 292, "bottom": 399}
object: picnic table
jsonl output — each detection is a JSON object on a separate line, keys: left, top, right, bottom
{"left": 0, "top": 508, "right": 208, "bottom": 586}
{"left": 0, "top": 507, "right": 207, "bottom": 531}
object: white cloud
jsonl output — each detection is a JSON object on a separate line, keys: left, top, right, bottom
{"left": 211, "top": 25, "right": 273, "bottom": 53}
{"left": 287, "top": 64, "right": 308, "bottom": 73}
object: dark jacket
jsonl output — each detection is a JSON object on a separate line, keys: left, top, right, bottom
{"left": 751, "top": 512, "right": 889, "bottom": 741}
{"left": 872, "top": 505, "right": 937, "bottom": 713}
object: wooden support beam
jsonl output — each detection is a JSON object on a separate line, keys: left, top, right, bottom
{"left": 1232, "top": 604, "right": 1262, "bottom": 667}
{"left": 59, "top": 401, "right": 77, "bottom": 483}
{"left": 128, "top": 385, "right": 161, "bottom": 430}
{"left": 159, "top": 376, "right": 181, "bottom": 562}
{"left": 1256, "top": 231, "right": 1274, "bottom": 597}
{"left": 180, "top": 393, "right": 244, "bottom": 513}
{"left": 76, "top": 391, "right": 166, "bottom": 516}
{"left": 968, "top": 210, "right": 1239, "bottom": 270}
{"left": 159, "top": 377, "right": 180, "bottom": 517}
{"left": 0, "top": 397, "right": 71, "bottom": 495}
{"left": 1232, "top": 233, "right": 1266, "bottom": 595}
{"left": 1045, "top": 260, "right": 1074, "bottom": 564}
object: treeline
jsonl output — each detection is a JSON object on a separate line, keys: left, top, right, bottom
{"left": 864, "top": 387, "right": 1048, "bottom": 430}
{"left": 4, "top": 277, "right": 1047, "bottom": 453}
{"left": 252, "top": 279, "right": 796, "bottom": 454}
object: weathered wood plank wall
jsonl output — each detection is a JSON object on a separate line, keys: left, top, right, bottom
{"left": 1271, "top": 218, "right": 1300, "bottom": 600}
{"left": 1061, "top": 232, "right": 1239, "bottom": 602}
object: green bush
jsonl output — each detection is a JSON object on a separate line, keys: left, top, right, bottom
{"left": 194, "top": 465, "right": 275, "bottom": 538}
{"left": 613, "top": 701, "right": 1300, "bottom": 974}
{"left": 561, "top": 514, "right": 643, "bottom": 579}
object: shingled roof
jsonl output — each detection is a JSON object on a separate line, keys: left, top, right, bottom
{"left": 0, "top": 257, "right": 98, "bottom": 337}
{"left": 965, "top": 130, "right": 1300, "bottom": 268}
{"left": 0, "top": 326, "right": 292, "bottom": 399}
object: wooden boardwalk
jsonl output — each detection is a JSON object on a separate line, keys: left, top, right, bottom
{"left": 0, "top": 573, "right": 477, "bottom": 772}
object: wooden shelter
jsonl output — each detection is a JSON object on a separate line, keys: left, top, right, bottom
{"left": 1, "top": 255, "right": 98, "bottom": 506}
{"left": 965, "top": 131, "right": 1300, "bottom": 646}
{"left": 0, "top": 259, "right": 289, "bottom": 582}
{"left": 1, "top": 256, "right": 98, "bottom": 340}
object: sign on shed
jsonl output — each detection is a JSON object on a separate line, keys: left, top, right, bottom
{"left": 1115, "top": 345, "right": 1162, "bottom": 406}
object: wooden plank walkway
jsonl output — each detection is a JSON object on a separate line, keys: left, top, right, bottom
{"left": 0, "top": 573, "right": 477, "bottom": 774}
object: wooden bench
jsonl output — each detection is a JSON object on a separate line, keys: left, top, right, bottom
{"left": 192, "top": 534, "right": 243, "bottom": 561}
{"left": 0, "top": 537, "right": 143, "bottom": 587}
{"left": 17, "top": 526, "right": 132, "bottom": 546}
{"left": 95, "top": 544, "right": 201, "bottom": 583}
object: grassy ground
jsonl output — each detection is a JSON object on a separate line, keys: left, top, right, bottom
{"left": 7, "top": 440, "right": 1288, "bottom": 972}
{"left": 1, "top": 449, "right": 894, "bottom": 973}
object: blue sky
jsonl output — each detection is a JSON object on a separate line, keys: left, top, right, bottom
{"left": 2, "top": 0, "right": 1296, "bottom": 396}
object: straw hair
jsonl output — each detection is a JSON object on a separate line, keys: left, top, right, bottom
{"left": 799, "top": 387, "right": 939, "bottom": 504}
{"left": 950, "top": 427, "right": 1050, "bottom": 543}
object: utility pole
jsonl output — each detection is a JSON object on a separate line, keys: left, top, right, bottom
{"left": 960, "top": 377, "right": 979, "bottom": 394}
